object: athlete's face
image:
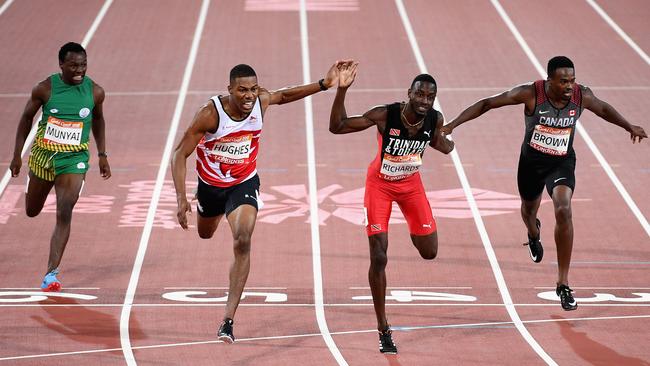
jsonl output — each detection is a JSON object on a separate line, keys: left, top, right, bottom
{"left": 407, "top": 81, "right": 436, "bottom": 116}
{"left": 547, "top": 67, "right": 575, "bottom": 101}
{"left": 59, "top": 52, "right": 87, "bottom": 85}
{"left": 228, "top": 76, "right": 259, "bottom": 114}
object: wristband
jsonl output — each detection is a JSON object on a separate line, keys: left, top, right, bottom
{"left": 98, "top": 152, "right": 108, "bottom": 158}
{"left": 318, "top": 78, "right": 328, "bottom": 91}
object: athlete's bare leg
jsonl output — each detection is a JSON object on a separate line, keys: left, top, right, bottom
{"left": 223, "top": 204, "right": 257, "bottom": 321}
{"left": 197, "top": 213, "right": 224, "bottom": 239}
{"left": 520, "top": 195, "right": 543, "bottom": 240}
{"left": 410, "top": 232, "right": 438, "bottom": 260}
{"left": 551, "top": 185, "right": 574, "bottom": 286}
{"left": 46, "top": 173, "right": 84, "bottom": 274}
{"left": 368, "top": 233, "right": 389, "bottom": 331}
{"left": 25, "top": 171, "right": 54, "bottom": 218}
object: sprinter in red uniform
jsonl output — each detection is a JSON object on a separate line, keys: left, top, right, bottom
{"left": 329, "top": 62, "right": 454, "bottom": 354}
{"left": 172, "top": 61, "right": 349, "bottom": 344}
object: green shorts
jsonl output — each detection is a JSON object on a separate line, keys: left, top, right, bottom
{"left": 28, "top": 145, "right": 90, "bottom": 182}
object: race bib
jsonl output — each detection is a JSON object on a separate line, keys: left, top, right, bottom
{"left": 43, "top": 116, "right": 83, "bottom": 145}
{"left": 380, "top": 153, "right": 422, "bottom": 180}
{"left": 210, "top": 134, "right": 252, "bottom": 164}
{"left": 529, "top": 125, "right": 571, "bottom": 156}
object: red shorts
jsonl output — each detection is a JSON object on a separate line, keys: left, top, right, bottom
{"left": 364, "top": 170, "right": 437, "bottom": 236}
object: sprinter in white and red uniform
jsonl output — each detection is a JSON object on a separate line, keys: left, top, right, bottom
{"left": 172, "top": 61, "right": 349, "bottom": 343}
{"left": 443, "top": 56, "right": 647, "bottom": 312}
{"left": 329, "top": 63, "right": 455, "bottom": 354}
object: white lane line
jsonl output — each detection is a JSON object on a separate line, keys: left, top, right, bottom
{"left": 585, "top": 0, "right": 650, "bottom": 66}
{"left": 394, "top": 0, "right": 556, "bottom": 365}
{"left": 491, "top": 0, "right": 649, "bottom": 238}
{"left": 3, "top": 303, "right": 650, "bottom": 308}
{"left": 0, "top": 0, "right": 114, "bottom": 199}
{"left": 0, "top": 0, "right": 15, "bottom": 16}
{"left": 299, "top": 0, "right": 347, "bottom": 365}
{"left": 118, "top": 1, "right": 210, "bottom": 365}
{"left": 349, "top": 286, "right": 473, "bottom": 289}
{"left": 0, "top": 287, "right": 100, "bottom": 290}
{"left": 4, "top": 313, "right": 648, "bottom": 362}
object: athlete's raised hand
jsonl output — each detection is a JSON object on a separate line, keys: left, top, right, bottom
{"left": 322, "top": 60, "right": 348, "bottom": 89}
{"left": 337, "top": 61, "right": 358, "bottom": 89}
{"left": 629, "top": 125, "right": 647, "bottom": 143}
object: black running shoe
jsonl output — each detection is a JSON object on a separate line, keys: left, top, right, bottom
{"left": 556, "top": 284, "right": 578, "bottom": 311}
{"left": 523, "top": 218, "right": 543, "bottom": 263}
{"left": 378, "top": 328, "right": 397, "bottom": 354}
{"left": 217, "top": 318, "right": 235, "bottom": 344}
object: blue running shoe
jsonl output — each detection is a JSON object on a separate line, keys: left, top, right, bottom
{"left": 41, "top": 269, "right": 61, "bottom": 292}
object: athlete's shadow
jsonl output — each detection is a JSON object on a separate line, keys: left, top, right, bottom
{"left": 31, "top": 298, "right": 146, "bottom": 349}
{"left": 552, "top": 315, "right": 650, "bottom": 365}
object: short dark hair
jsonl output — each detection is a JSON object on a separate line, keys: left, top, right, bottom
{"left": 547, "top": 56, "right": 574, "bottom": 77}
{"left": 58, "top": 42, "right": 86, "bottom": 63}
{"left": 410, "top": 73, "right": 436, "bottom": 89}
{"left": 229, "top": 64, "right": 257, "bottom": 83}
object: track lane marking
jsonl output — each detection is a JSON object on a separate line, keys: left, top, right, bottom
{"left": 3, "top": 313, "right": 649, "bottom": 362}
{"left": 298, "top": 0, "right": 347, "bottom": 364}
{"left": 0, "top": 0, "right": 15, "bottom": 16}
{"left": 585, "top": 0, "right": 650, "bottom": 65}
{"left": 118, "top": 1, "right": 210, "bottom": 364}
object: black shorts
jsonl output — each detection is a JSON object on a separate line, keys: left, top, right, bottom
{"left": 196, "top": 175, "right": 261, "bottom": 217}
{"left": 517, "top": 147, "right": 576, "bottom": 201}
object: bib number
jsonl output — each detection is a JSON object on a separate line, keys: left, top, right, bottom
{"left": 43, "top": 116, "right": 83, "bottom": 145}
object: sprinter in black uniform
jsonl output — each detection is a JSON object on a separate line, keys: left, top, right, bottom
{"left": 442, "top": 56, "right": 646, "bottom": 311}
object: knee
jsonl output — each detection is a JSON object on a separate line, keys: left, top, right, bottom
{"left": 56, "top": 202, "right": 75, "bottom": 223}
{"left": 369, "top": 251, "right": 388, "bottom": 270}
{"left": 554, "top": 204, "right": 572, "bottom": 223}
{"left": 233, "top": 232, "right": 252, "bottom": 257}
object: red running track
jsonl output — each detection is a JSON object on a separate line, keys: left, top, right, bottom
{"left": 0, "top": 0, "right": 648, "bottom": 365}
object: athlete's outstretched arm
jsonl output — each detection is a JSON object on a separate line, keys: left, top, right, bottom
{"left": 442, "top": 84, "right": 534, "bottom": 135}
{"left": 258, "top": 60, "right": 350, "bottom": 111}
{"left": 581, "top": 86, "right": 646, "bottom": 143}
{"left": 171, "top": 103, "right": 218, "bottom": 229}
{"left": 329, "top": 61, "right": 380, "bottom": 134}
{"left": 9, "top": 80, "right": 49, "bottom": 177}
{"left": 91, "top": 83, "right": 111, "bottom": 179}
{"left": 430, "top": 111, "right": 454, "bottom": 154}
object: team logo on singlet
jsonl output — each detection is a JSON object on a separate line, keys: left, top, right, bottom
{"left": 50, "top": 108, "right": 58, "bottom": 114}
{"left": 79, "top": 108, "right": 91, "bottom": 118}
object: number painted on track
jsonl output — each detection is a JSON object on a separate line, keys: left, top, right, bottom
{"left": 0, "top": 291, "right": 97, "bottom": 303}
{"left": 537, "top": 291, "right": 650, "bottom": 303}
{"left": 162, "top": 291, "right": 287, "bottom": 303}
{"left": 352, "top": 290, "right": 477, "bottom": 302}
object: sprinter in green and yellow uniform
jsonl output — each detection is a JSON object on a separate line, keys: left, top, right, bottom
{"left": 10, "top": 42, "right": 111, "bottom": 291}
